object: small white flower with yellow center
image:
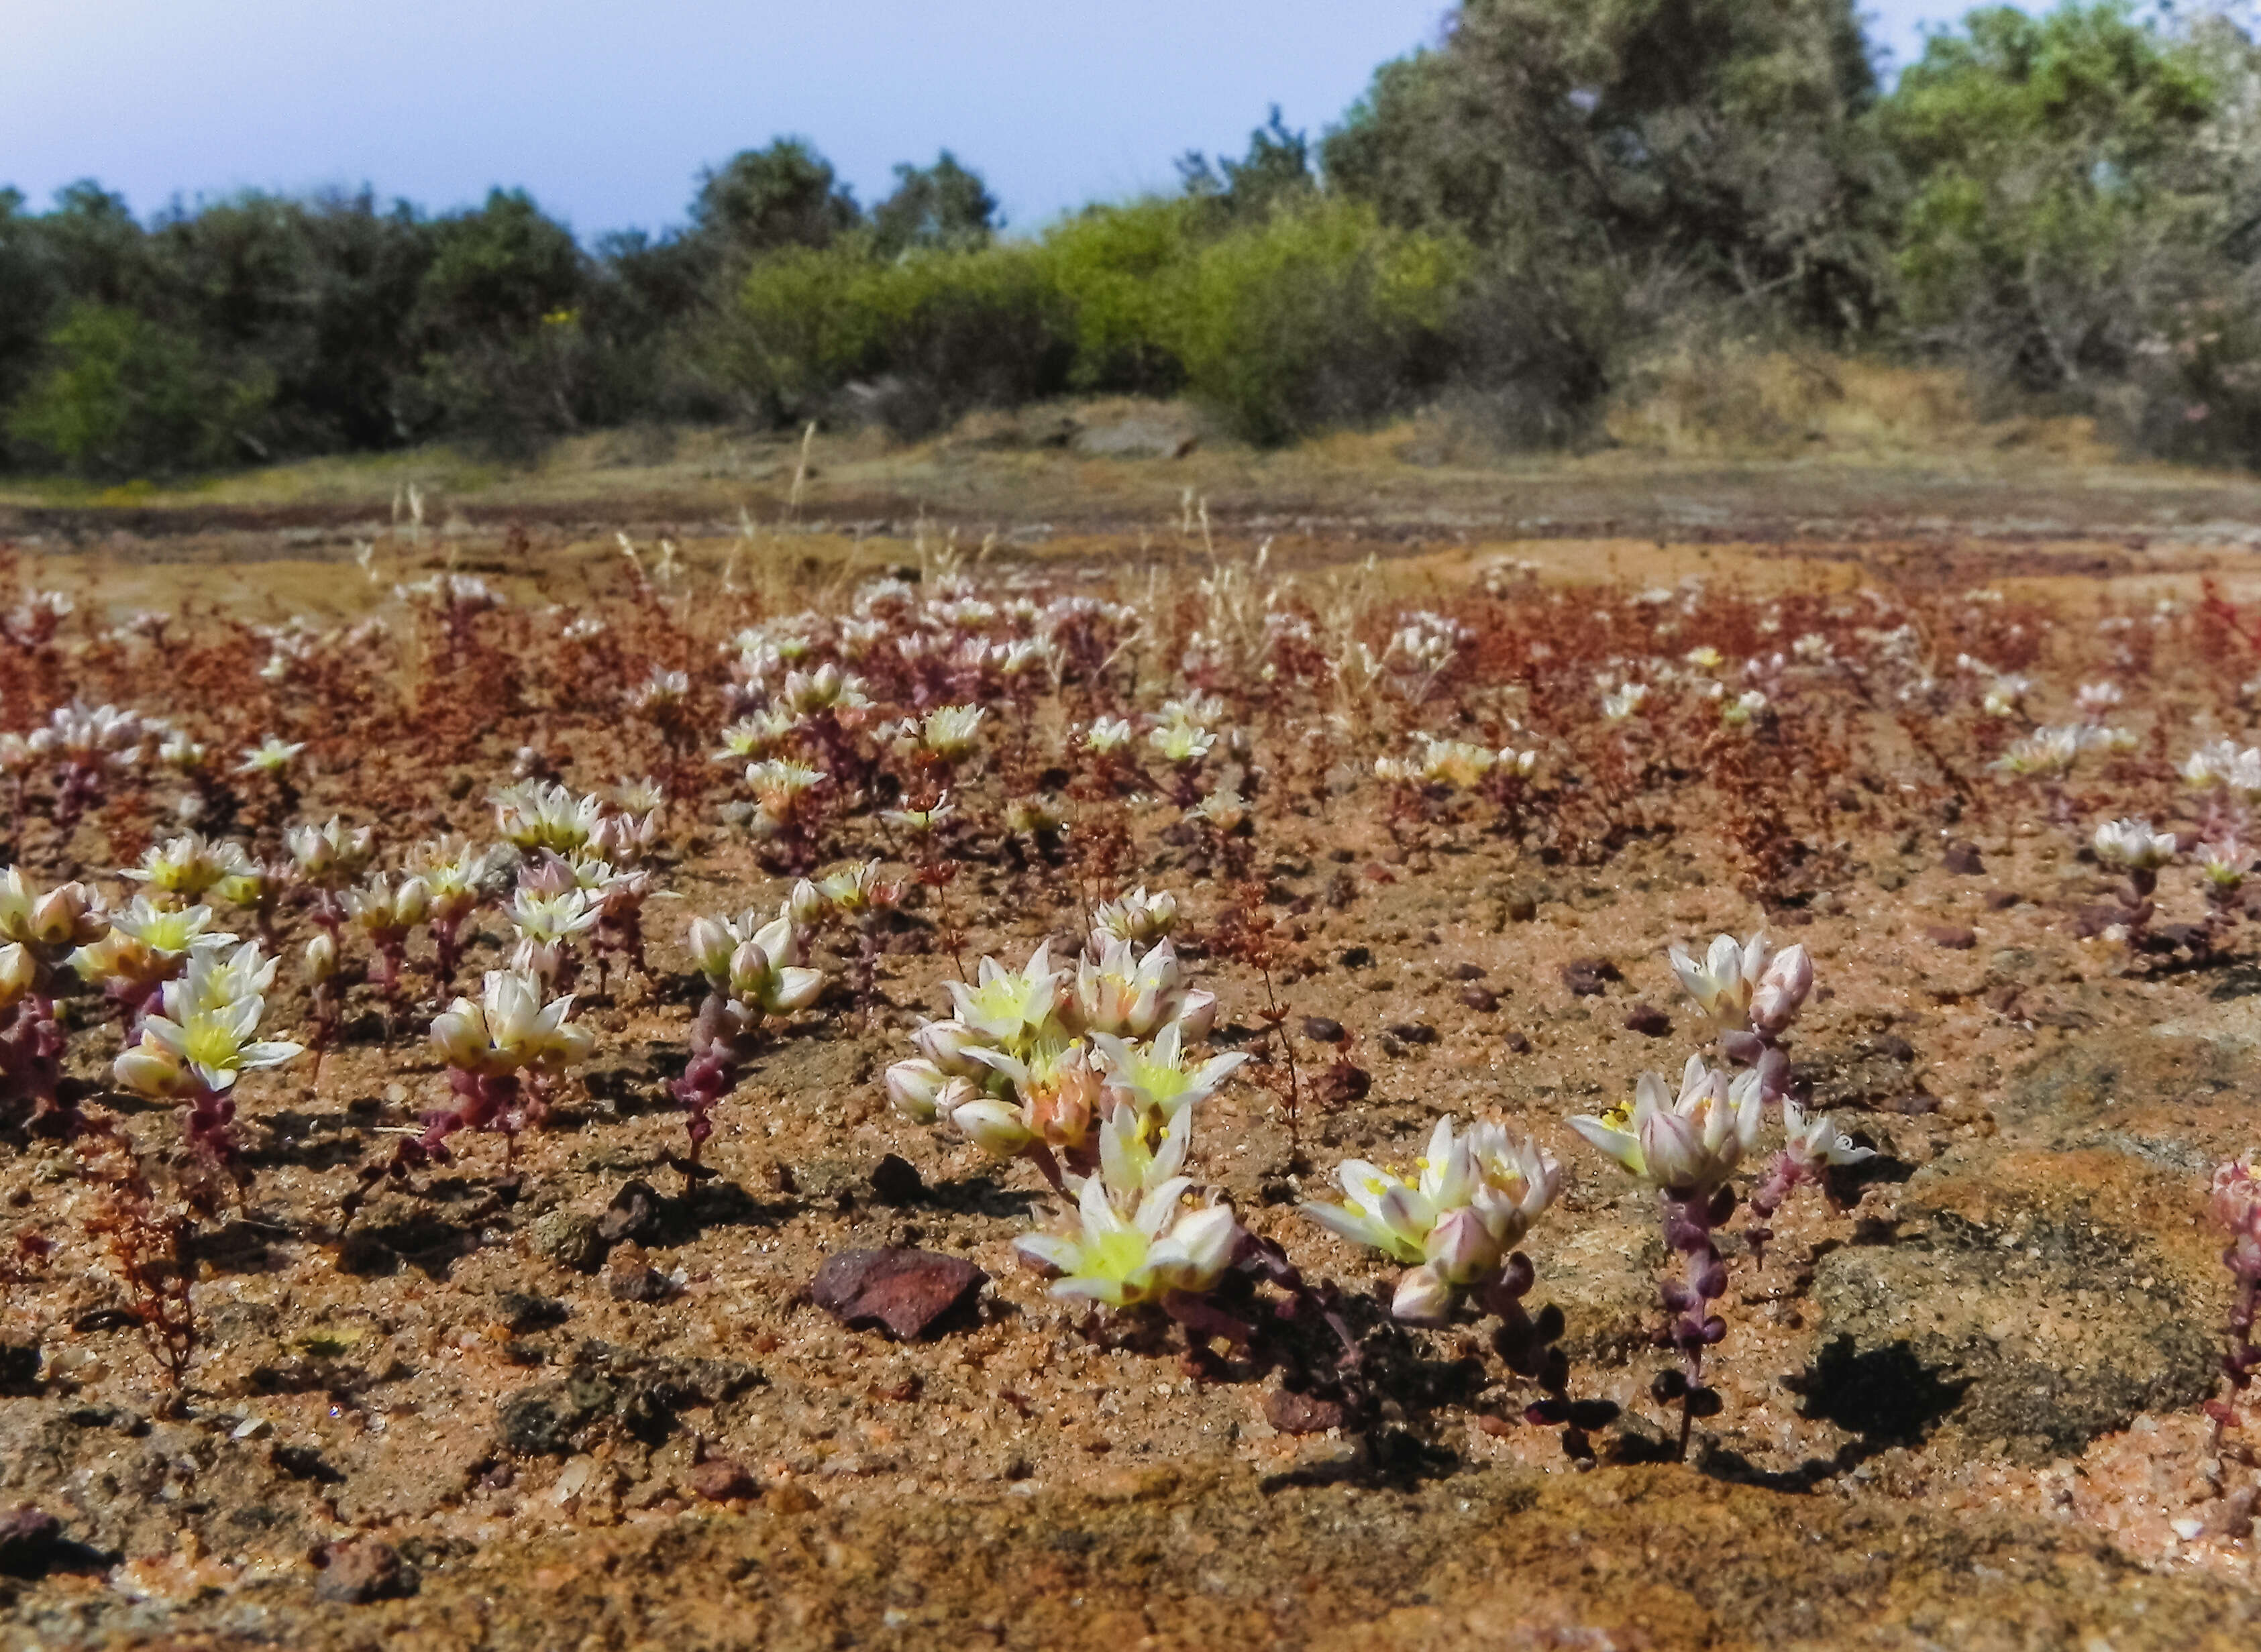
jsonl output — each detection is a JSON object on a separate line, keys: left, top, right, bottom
{"left": 286, "top": 817, "right": 374, "bottom": 884}
{"left": 1088, "top": 1020, "right": 1247, "bottom": 1129}
{"left": 490, "top": 781, "right": 604, "bottom": 857}
{"left": 0, "top": 869, "right": 104, "bottom": 951}
{"left": 945, "top": 942, "right": 1069, "bottom": 1052}
{"left": 114, "top": 944, "right": 300, "bottom": 1097}
{"left": 1014, "top": 1158, "right": 1240, "bottom": 1309}
{"left": 1601, "top": 683, "right": 1648, "bottom": 721}
{"left": 238, "top": 736, "right": 306, "bottom": 777}
{"left": 921, "top": 704, "right": 987, "bottom": 761}
{"left": 2093, "top": 816, "right": 2177, "bottom": 872}
{"left": 1569, "top": 1055, "right": 1763, "bottom": 1195}
{"left": 121, "top": 832, "right": 251, "bottom": 904}
{"left": 430, "top": 968, "right": 593, "bottom": 1079}
{"left": 1148, "top": 721, "right": 1214, "bottom": 765}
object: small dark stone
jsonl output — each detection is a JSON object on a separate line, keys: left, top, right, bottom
{"left": 1452, "top": 962, "right": 1487, "bottom": 981}
{"left": 1386, "top": 1022, "right": 1437, "bottom": 1046}
{"left": 1561, "top": 957, "right": 1619, "bottom": 996}
{"left": 1987, "top": 889, "right": 2022, "bottom": 911}
{"left": 810, "top": 1248, "right": 988, "bottom": 1341}
{"left": 494, "top": 1292, "right": 569, "bottom": 1334}
{"left": 0, "top": 1339, "right": 39, "bottom": 1394}
{"left": 598, "top": 1179, "right": 662, "bottom": 1246}
{"left": 269, "top": 1443, "right": 344, "bottom": 1484}
{"left": 607, "top": 1265, "right": 677, "bottom": 1304}
{"left": 1873, "top": 1034, "right": 1916, "bottom": 1062}
{"left": 1318, "top": 1062, "right": 1371, "bottom": 1104}
{"left": 1924, "top": 925, "right": 1977, "bottom": 950}
{"left": 1301, "top": 1016, "right": 1346, "bottom": 1044}
{"left": 70, "top": 1308, "right": 138, "bottom": 1334}
{"left": 2074, "top": 903, "right": 2138, "bottom": 940}
{"left": 1459, "top": 986, "right": 1500, "bottom": 1013}
{"left": 1502, "top": 891, "right": 1539, "bottom": 924}
{"left": 0, "top": 1507, "right": 62, "bottom": 1578}
{"left": 1624, "top": 1004, "right": 1673, "bottom": 1038}
{"left": 869, "top": 1154, "right": 925, "bottom": 1207}
{"left": 689, "top": 1457, "right": 757, "bottom": 1502}
{"left": 1338, "top": 946, "right": 1373, "bottom": 969}
{"left": 1265, "top": 1389, "right": 1347, "bottom": 1435}
{"left": 1942, "top": 841, "right": 1986, "bottom": 876}
{"left": 317, "top": 1539, "right": 417, "bottom": 1604}
{"left": 1504, "top": 1032, "right": 1532, "bottom": 1054}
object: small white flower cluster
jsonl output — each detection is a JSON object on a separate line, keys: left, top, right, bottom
{"left": 1302, "top": 1117, "right": 1561, "bottom": 1323}
{"left": 886, "top": 936, "right": 1235, "bottom": 1164}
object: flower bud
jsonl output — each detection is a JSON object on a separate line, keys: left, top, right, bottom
{"left": 886, "top": 1058, "right": 949, "bottom": 1122}
{"left": 0, "top": 942, "right": 32, "bottom": 1007}
{"left": 1748, "top": 944, "right": 1811, "bottom": 1036}
{"left": 913, "top": 1017, "right": 987, "bottom": 1077}
{"left": 725, "top": 940, "right": 772, "bottom": 1000}
{"left": 430, "top": 1003, "right": 493, "bottom": 1070}
{"left": 687, "top": 916, "right": 736, "bottom": 981}
{"left": 788, "top": 879, "right": 826, "bottom": 929}
{"left": 32, "top": 883, "right": 99, "bottom": 947}
{"left": 114, "top": 1042, "right": 183, "bottom": 1098}
{"left": 305, "top": 933, "right": 338, "bottom": 983}
{"left": 1391, "top": 1264, "right": 1455, "bottom": 1325}
{"left": 950, "top": 1095, "right": 1034, "bottom": 1157}
{"left": 1424, "top": 1206, "right": 1501, "bottom": 1284}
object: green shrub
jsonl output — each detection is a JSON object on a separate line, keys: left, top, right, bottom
{"left": 7, "top": 302, "right": 268, "bottom": 477}
{"left": 1159, "top": 199, "right": 1472, "bottom": 443}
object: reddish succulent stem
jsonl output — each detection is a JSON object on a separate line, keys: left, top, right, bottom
{"left": 1658, "top": 1185, "right": 1733, "bottom": 1463}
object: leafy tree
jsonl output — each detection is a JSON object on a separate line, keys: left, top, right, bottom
{"left": 690, "top": 140, "right": 862, "bottom": 263}
{"left": 407, "top": 190, "right": 591, "bottom": 447}
{"left": 1880, "top": 3, "right": 2230, "bottom": 389}
{"left": 871, "top": 151, "right": 999, "bottom": 257}
{"left": 1322, "top": 0, "right": 1889, "bottom": 335}
{"left": 1177, "top": 107, "right": 1318, "bottom": 220}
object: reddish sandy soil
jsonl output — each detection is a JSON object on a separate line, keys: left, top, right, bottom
{"left": 1, "top": 464, "right": 2261, "bottom": 1649}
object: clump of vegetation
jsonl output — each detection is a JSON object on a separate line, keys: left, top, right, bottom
{"left": 12, "top": 2, "right": 2261, "bottom": 472}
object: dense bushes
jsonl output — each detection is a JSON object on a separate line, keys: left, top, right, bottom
{"left": 9, "top": 1, "right": 2261, "bottom": 474}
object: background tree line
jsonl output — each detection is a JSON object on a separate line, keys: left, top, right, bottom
{"left": 7, "top": 0, "right": 2261, "bottom": 478}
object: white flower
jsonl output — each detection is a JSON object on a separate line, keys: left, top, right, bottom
{"left": 1303, "top": 1116, "right": 1557, "bottom": 1285}
{"left": 1014, "top": 1170, "right": 1239, "bottom": 1308}
{"left": 921, "top": 704, "right": 987, "bottom": 760}
{"left": 429, "top": 969, "right": 592, "bottom": 1078}
{"left": 1669, "top": 932, "right": 1769, "bottom": 1030}
{"left": 2092, "top": 817, "right": 2177, "bottom": 872}
{"left": 238, "top": 736, "right": 306, "bottom": 777}
{"left": 1092, "top": 886, "right": 1177, "bottom": 947}
{"left": 1601, "top": 683, "right": 1648, "bottom": 721}
{"left": 115, "top": 944, "right": 299, "bottom": 1097}
{"left": 1085, "top": 717, "right": 1134, "bottom": 755}
{"left": 944, "top": 942, "right": 1069, "bottom": 1051}
{"left": 286, "top": 817, "right": 374, "bottom": 882}
{"left": 1089, "top": 1020, "right": 1247, "bottom": 1127}
{"left": 1780, "top": 1099, "right": 1875, "bottom": 1172}
{"left": 1569, "top": 1056, "right": 1763, "bottom": 1194}
{"left": 1149, "top": 721, "right": 1214, "bottom": 765}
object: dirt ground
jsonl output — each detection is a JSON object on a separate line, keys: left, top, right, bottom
{"left": 2, "top": 447, "right": 2261, "bottom": 1648}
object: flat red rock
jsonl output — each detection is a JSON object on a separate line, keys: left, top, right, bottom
{"left": 810, "top": 1248, "right": 988, "bottom": 1340}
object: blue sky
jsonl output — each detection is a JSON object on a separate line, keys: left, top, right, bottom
{"left": 3, "top": 0, "right": 2026, "bottom": 239}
